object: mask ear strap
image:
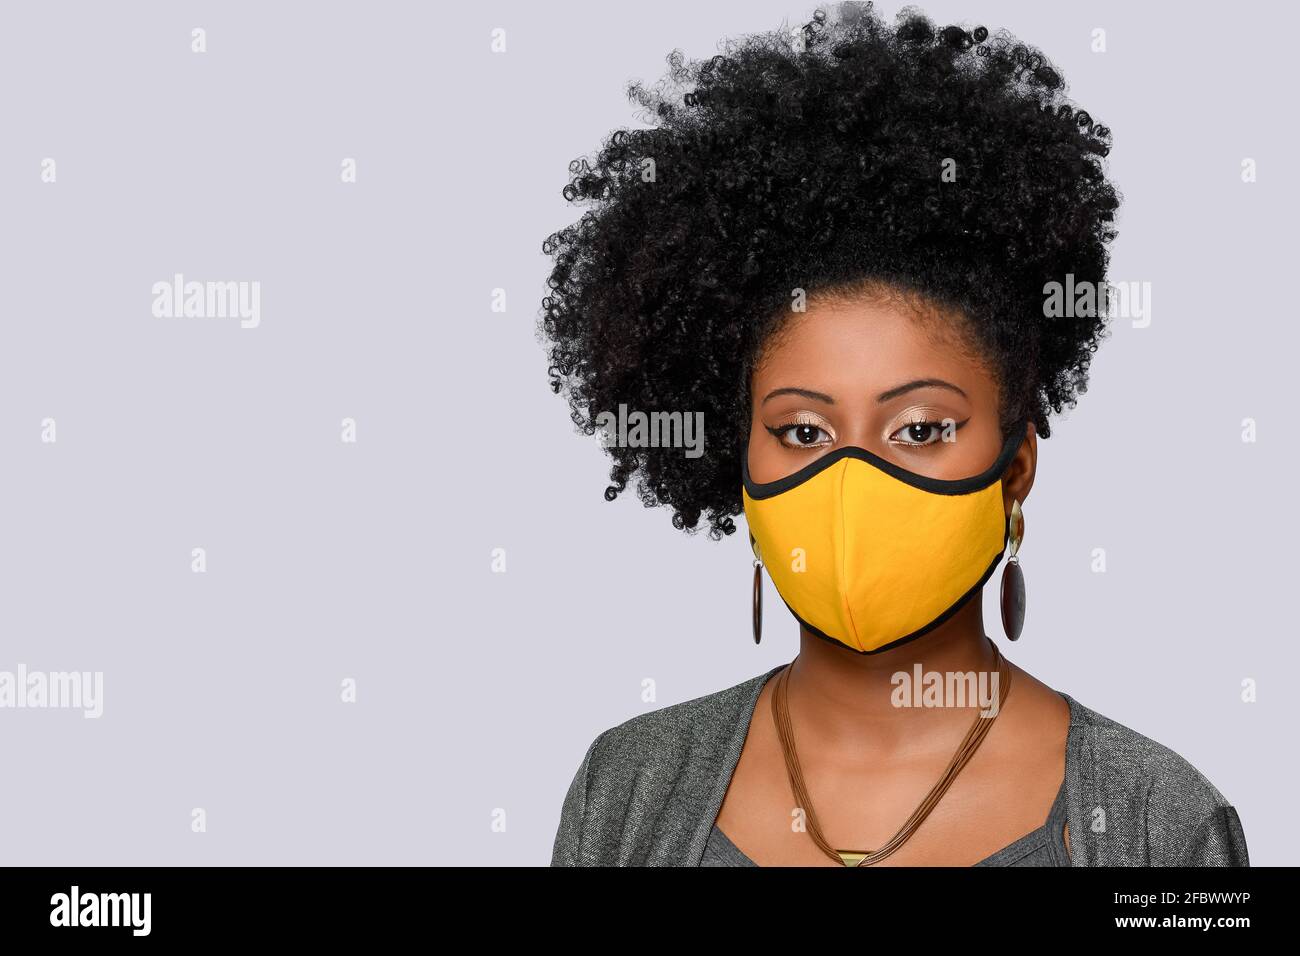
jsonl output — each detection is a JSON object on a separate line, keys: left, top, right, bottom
{"left": 994, "top": 418, "right": 1030, "bottom": 479}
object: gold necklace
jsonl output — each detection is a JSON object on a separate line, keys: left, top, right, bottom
{"left": 771, "top": 639, "right": 1012, "bottom": 867}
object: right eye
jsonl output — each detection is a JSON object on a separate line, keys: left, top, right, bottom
{"left": 769, "top": 423, "right": 833, "bottom": 449}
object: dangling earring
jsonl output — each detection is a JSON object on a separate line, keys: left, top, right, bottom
{"left": 751, "top": 537, "right": 763, "bottom": 645}
{"left": 1000, "top": 499, "right": 1026, "bottom": 641}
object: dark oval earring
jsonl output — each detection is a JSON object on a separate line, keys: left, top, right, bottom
{"left": 751, "top": 537, "right": 763, "bottom": 645}
{"left": 1000, "top": 499, "right": 1026, "bottom": 641}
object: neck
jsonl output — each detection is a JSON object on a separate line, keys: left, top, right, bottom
{"left": 782, "top": 598, "right": 1003, "bottom": 753}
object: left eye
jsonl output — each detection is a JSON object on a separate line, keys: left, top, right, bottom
{"left": 892, "top": 422, "right": 944, "bottom": 446}
{"left": 779, "top": 424, "right": 831, "bottom": 448}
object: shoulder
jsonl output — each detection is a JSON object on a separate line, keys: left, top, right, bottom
{"left": 1061, "top": 692, "right": 1249, "bottom": 866}
{"left": 550, "top": 665, "right": 782, "bottom": 866}
{"left": 587, "top": 666, "right": 781, "bottom": 773}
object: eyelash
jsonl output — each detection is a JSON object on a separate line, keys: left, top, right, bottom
{"left": 766, "top": 422, "right": 833, "bottom": 448}
{"left": 889, "top": 417, "right": 963, "bottom": 447}
{"left": 766, "top": 417, "right": 968, "bottom": 449}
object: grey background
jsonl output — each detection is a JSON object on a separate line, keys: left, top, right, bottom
{"left": 0, "top": 0, "right": 1292, "bottom": 865}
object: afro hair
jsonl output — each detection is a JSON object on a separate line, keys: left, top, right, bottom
{"left": 539, "top": 1, "right": 1121, "bottom": 539}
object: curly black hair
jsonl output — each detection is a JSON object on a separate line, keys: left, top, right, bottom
{"left": 539, "top": 1, "right": 1120, "bottom": 539}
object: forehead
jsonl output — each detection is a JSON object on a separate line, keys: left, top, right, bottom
{"left": 753, "top": 292, "right": 983, "bottom": 393}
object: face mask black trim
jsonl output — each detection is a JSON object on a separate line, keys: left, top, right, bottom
{"left": 743, "top": 418, "right": 1028, "bottom": 500}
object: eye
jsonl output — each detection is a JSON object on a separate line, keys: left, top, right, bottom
{"left": 768, "top": 423, "right": 833, "bottom": 449}
{"left": 890, "top": 420, "right": 947, "bottom": 446}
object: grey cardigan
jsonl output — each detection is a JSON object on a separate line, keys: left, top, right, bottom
{"left": 550, "top": 664, "right": 1249, "bottom": 866}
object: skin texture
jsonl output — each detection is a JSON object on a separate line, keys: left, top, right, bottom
{"left": 712, "top": 291, "right": 1071, "bottom": 866}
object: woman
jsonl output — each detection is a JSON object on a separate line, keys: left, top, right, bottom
{"left": 540, "top": 3, "right": 1248, "bottom": 866}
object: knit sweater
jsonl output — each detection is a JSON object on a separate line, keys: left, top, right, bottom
{"left": 550, "top": 663, "right": 1249, "bottom": 866}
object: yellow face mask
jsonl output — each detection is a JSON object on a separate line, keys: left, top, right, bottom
{"left": 742, "top": 420, "right": 1026, "bottom": 654}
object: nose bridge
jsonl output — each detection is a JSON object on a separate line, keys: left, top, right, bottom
{"left": 836, "top": 458, "right": 872, "bottom": 652}
{"left": 839, "top": 453, "right": 933, "bottom": 652}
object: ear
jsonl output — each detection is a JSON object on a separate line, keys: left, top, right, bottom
{"left": 1001, "top": 420, "right": 1037, "bottom": 519}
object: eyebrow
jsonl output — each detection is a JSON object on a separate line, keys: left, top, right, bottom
{"left": 876, "top": 378, "right": 968, "bottom": 402}
{"left": 761, "top": 379, "right": 967, "bottom": 406}
{"left": 761, "top": 387, "right": 835, "bottom": 406}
